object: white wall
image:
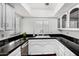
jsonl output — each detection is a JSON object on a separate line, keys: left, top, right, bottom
{"left": 60, "top": 31, "right": 79, "bottom": 39}
{"left": 22, "top": 17, "right": 60, "bottom": 34}
{"left": 22, "top": 19, "right": 34, "bottom": 34}
{"left": 57, "top": 4, "right": 79, "bottom": 39}
{"left": 48, "top": 18, "right": 60, "bottom": 34}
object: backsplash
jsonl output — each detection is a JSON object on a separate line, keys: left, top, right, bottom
{"left": 60, "top": 30, "right": 79, "bottom": 39}
{"left": 0, "top": 31, "right": 15, "bottom": 39}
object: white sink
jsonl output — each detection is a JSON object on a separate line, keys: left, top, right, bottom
{"left": 35, "top": 36, "right": 50, "bottom": 38}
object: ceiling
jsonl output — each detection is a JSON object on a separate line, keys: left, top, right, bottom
{"left": 25, "top": 3, "right": 64, "bottom": 17}
{"left": 27, "top": 3, "right": 56, "bottom": 10}
{"left": 11, "top": 3, "right": 78, "bottom": 18}
{"left": 55, "top": 3, "right": 78, "bottom": 18}
{"left": 11, "top": 3, "right": 31, "bottom": 17}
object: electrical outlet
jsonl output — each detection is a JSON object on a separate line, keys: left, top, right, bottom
{"left": 1, "top": 34, "right": 4, "bottom": 38}
{"left": 66, "top": 32, "right": 69, "bottom": 34}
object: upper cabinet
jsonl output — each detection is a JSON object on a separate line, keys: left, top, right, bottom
{"left": 62, "top": 14, "right": 67, "bottom": 28}
{"left": 0, "top": 3, "right": 4, "bottom": 31}
{"left": 0, "top": 3, "right": 22, "bottom": 35}
{"left": 58, "top": 5, "right": 79, "bottom": 31}
{"left": 70, "top": 8, "right": 79, "bottom": 28}
{"left": 58, "top": 14, "right": 67, "bottom": 29}
{"left": 58, "top": 18, "right": 60, "bottom": 28}
{"left": 0, "top": 3, "right": 15, "bottom": 32}
{"left": 15, "top": 14, "right": 22, "bottom": 34}
{"left": 5, "top": 4, "right": 15, "bottom": 31}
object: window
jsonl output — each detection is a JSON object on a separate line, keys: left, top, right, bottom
{"left": 62, "top": 14, "right": 66, "bottom": 28}
{"left": 34, "top": 20, "right": 49, "bottom": 34}
{"left": 43, "top": 21, "right": 49, "bottom": 34}
{"left": 58, "top": 18, "right": 60, "bottom": 28}
{"left": 70, "top": 8, "right": 79, "bottom": 28}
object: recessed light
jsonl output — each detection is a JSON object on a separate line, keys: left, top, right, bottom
{"left": 45, "top": 3, "right": 49, "bottom": 6}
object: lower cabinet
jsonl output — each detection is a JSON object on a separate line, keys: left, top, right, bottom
{"left": 54, "top": 40, "right": 65, "bottom": 56}
{"left": 8, "top": 47, "right": 21, "bottom": 56}
{"left": 28, "top": 39, "right": 56, "bottom": 55}
{"left": 55, "top": 40, "right": 76, "bottom": 56}
{"left": 21, "top": 42, "right": 28, "bottom": 56}
{"left": 8, "top": 42, "right": 28, "bottom": 56}
{"left": 28, "top": 39, "right": 76, "bottom": 56}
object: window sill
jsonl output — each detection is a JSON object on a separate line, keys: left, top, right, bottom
{"left": 58, "top": 28, "right": 79, "bottom": 31}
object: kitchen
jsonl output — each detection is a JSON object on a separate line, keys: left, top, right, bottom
{"left": 0, "top": 3, "right": 79, "bottom": 56}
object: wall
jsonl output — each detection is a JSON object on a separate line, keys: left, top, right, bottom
{"left": 22, "top": 17, "right": 60, "bottom": 34}
{"left": 58, "top": 4, "right": 79, "bottom": 39}
{"left": 60, "top": 30, "right": 79, "bottom": 39}
{"left": 22, "top": 19, "right": 34, "bottom": 34}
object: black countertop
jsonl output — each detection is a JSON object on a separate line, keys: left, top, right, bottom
{"left": 56, "top": 37, "right": 79, "bottom": 56}
{"left": 0, "top": 34, "right": 23, "bottom": 47}
{"left": 0, "top": 39, "right": 28, "bottom": 56}
{"left": 0, "top": 35, "right": 79, "bottom": 56}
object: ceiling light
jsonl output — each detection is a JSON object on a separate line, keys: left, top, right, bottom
{"left": 45, "top": 3, "right": 49, "bottom": 6}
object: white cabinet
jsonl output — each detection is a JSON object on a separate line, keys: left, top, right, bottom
{"left": 21, "top": 42, "right": 28, "bottom": 56}
{"left": 28, "top": 39, "right": 56, "bottom": 55}
{"left": 15, "top": 14, "right": 22, "bottom": 34}
{"left": 0, "top": 3, "right": 16, "bottom": 32}
{"left": 0, "top": 3, "right": 2, "bottom": 28}
{"left": 5, "top": 4, "right": 15, "bottom": 31}
{"left": 63, "top": 46, "right": 75, "bottom": 56}
{"left": 55, "top": 40, "right": 65, "bottom": 56}
{"left": 0, "top": 3, "right": 4, "bottom": 31}
{"left": 55, "top": 40, "right": 76, "bottom": 56}
{"left": 8, "top": 47, "right": 21, "bottom": 56}
{"left": 28, "top": 39, "right": 76, "bottom": 56}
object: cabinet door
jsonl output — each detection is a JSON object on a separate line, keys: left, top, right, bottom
{"left": 62, "top": 14, "right": 67, "bottom": 28}
{"left": 8, "top": 47, "right": 21, "bottom": 56}
{"left": 0, "top": 3, "right": 3, "bottom": 29}
{"left": 56, "top": 40, "right": 75, "bottom": 56}
{"left": 58, "top": 18, "right": 60, "bottom": 28}
{"left": 28, "top": 40, "right": 56, "bottom": 55}
{"left": 15, "top": 14, "right": 21, "bottom": 34}
{"left": 55, "top": 40, "right": 65, "bottom": 56}
{"left": 21, "top": 42, "right": 28, "bottom": 56}
{"left": 5, "top": 4, "right": 15, "bottom": 31}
